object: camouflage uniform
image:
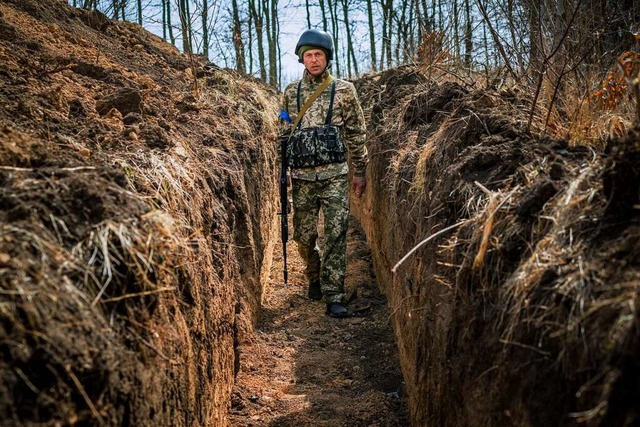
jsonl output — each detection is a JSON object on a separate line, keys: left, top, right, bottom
{"left": 282, "top": 70, "right": 368, "bottom": 304}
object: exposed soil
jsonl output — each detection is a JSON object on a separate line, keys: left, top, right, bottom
{"left": 230, "top": 218, "right": 408, "bottom": 426}
{"left": 0, "top": 1, "right": 279, "bottom": 425}
{"left": 2, "top": 1, "right": 640, "bottom": 426}
{"left": 353, "top": 68, "right": 640, "bottom": 426}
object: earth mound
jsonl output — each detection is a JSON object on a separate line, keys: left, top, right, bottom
{"left": 0, "top": 0, "right": 279, "bottom": 425}
{"left": 354, "top": 68, "right": 639, "bottom": 426}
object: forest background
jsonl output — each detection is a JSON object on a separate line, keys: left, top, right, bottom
{"left": 68, "top": 0, "right": 639, "bottom": 93}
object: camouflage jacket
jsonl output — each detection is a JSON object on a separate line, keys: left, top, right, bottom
{"left": 282, "top": 70, "right": 368, "bottom": 180}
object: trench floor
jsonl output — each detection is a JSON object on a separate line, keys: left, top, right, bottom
{"left": 229, "top": 217, "right": 408, "bottom": 426}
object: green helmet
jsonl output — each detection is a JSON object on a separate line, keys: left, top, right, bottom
{"left": 295, "top": 29, "right": 334, "bottom": 63}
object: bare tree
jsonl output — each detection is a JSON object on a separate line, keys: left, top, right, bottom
{"left": 305, "top": 0, "right": 311, "bottom": 29}
{"left": 453, "top": 0, "right": 460, "bottom": 61}
{"left": 164, "top": 0, "right": 176, "bottom": 45}
{"left": 247, "top": 0, "right": 254, "bottom": 72}
{"left": 201, "top": 0, "right": 209, "bottom": 58}
{"left": 231, "top": 0, "right": 246, "bottom": 72}
{"left": 249, "top": 0, "right": 266, "bottom": 81}
{"left": 380, "top": 0, "right": 393, "bottom": 69}
{"left": 341, "top": 0, "right": 359, "bottom": 76}
{"left": 328, "top": 0, "right": 341, "bottom": 76}
{"left": 135, "top": 0, "right": 142, "bottom": 24}
{"left": 318, "top": 0, "right": 328, "bottom": 31}
{"left": 463, "top": 0, "right": 472, "bottom": 67}
{"left": 366, "top": 0, "right": 377, "bottom": 72}
{"left": 262, "top": 0, "right": 279, "bottom": 86}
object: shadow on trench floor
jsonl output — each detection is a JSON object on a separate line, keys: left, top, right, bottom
{"left": 229, "top": 217, "right": 408, "bottom": 426}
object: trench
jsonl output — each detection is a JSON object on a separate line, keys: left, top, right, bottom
{"left": 229, "top": 215, "right": 408, "bottom": 426}
{"left": 2, "top": 1, "right": 639, "bottom": 425}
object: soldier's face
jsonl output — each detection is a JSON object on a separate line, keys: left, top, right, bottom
{"left": 303, "top": 49, "right": 327, "bottom": 77}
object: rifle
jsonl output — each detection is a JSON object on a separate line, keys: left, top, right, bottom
{"left": 279, "top": 110, "right": 292, "bottom": 284}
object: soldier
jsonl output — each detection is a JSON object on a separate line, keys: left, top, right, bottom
{"left": 281, "top": 29, "right": 368, "bottom": 318}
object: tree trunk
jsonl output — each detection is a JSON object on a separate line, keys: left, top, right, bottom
{"left": 250, "top": 0, "right": 266, "bottom": 82}
{"left": 166, "top": 0, "right": 175, "bottom": 46}
{"left": 380, "top": 0, "right": 393, "bottom": 69}
{"left": 367, "top": 0, "right": 377, "bottom": 72}
{"left": 202, "top": 0, "right": 209, "bottom": 59}
{"left": 185, "top": 0, "right": 192, "bottom": 53}
{"left": 178, "top": 0, "right": 192, "bottom": 55}
{"left": 305, "top": 0, "right": 311, "bottom": 29}
{"left": 506, "top": 0, "right": 522, "bottom": 70}
{"left": 318, "top": 0, "right": 328, "bottom": 31}
{"left": 341, "top": 0, "right": 359, "bottom": 77}
{"left": 406, "top": 0, "right": 415, "bottom": 61}
{"left": 328, "top": 0, "right": 341, "bottom": 76}
{"left": 386, "top": 0, "right": 393, "bottom": 68}
{"left": 276, "top": 8, "right": 282, "bottom": 88}
{"left": 232, "top": 0, "right": 246, "bottom": 73}
{"left": 453, "top": 0, "right": 460, "bottom": 62}
{"left": 482, "top": 11, "right": 490, "bottom": 71}
{"left": 528, "top": 0, "right": 541, "bottom": 76}
{"left": 137, "top": 0, "right": 142, "bottom": 25}
{"left": 248, "top": 2, "right": 254, "bottom": 74}
{"left": 395, "top": 0, "right": 407, "bottom": 64}
{"left": 464, "top": 0, "right": 472, "bottom": 68}
{"left": 162, "top": 0, "right": 167, "bottom": 40}
{"left": 263, "top": 0, "right": 278, "bottom": 86}
{"left": 263, "top": 0, "right": 272, "bottom": 80}
{"left": 420, "top": 0, "right": 430, "bottom": 31}
{"left": 270, "top": 0, "right": 278, "bottom": 87}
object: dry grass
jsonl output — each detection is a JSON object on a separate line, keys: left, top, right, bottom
{"left": 0, "top": 2, "right": 281, "bottom": 422}
{"left": 354, "top": 64, "right": 640, "bottom": 425}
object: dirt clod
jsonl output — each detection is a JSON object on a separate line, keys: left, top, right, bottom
{"left": 96, "top": 87, "right": 142, "bottom": 116}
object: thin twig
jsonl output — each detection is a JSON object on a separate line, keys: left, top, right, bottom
{"left": 388, "top": 294, "right": 420, "bottom": 320}
{"left": 527, "top": 0, "right": 584, "bottom": 131}
{"left": 0, "top": 166, "right": 96, "bottom": 172}
{"left": 101, "top": 286, "right": 175, "bottom": 303}
{"left": 474, "top": 0, "right": 517, "bottom": 81}
{"left": 499, "top": 339, "right": 551, "bottom": 356}
{"left": 392, "top": 219, "right": 472, "bottom": 273}
{"left": 62, "top": 364, "right": 104, "bottom": 423}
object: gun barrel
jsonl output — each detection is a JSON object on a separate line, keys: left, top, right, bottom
{"left": 279, "top": 134, "right": 289, "bottom": 285}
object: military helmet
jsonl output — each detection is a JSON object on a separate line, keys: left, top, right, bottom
{"left": 295, "top": 29, "right": 334, "bottom": 62}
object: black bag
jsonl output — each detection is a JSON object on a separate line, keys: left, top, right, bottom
{"left": 288, "top": 124, "right": 346, "bottom": 168}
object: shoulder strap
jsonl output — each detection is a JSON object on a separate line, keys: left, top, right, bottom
{"left": 291, "top": 75, "right": 335, "bottom": 133}
{"left": 325, "top": 80, "right": 336, "bottom": 125}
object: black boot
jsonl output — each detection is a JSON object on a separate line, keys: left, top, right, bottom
{"left": 326, "top": 302, "right": 348, "bottom": 318}
{"left": 308, "top": 279, "right": 322, "bottom": 300}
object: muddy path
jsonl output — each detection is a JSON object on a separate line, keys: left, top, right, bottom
{"left": 229, "top": 217, "right": 408, "bottom": 426}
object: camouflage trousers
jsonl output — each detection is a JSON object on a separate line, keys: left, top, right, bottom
{"left": 292, "top": 174, "right": 348, "bottom": 304}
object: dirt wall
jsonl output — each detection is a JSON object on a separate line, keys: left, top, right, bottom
{"left": 0, "top": 0, "right": 279, "bottom": 425}
{"left": 352, "top": 68, "right": 640, "bottom": 426}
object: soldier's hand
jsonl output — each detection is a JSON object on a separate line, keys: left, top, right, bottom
{"left": 352, "top": 176, "right": 366, "bottom": 198}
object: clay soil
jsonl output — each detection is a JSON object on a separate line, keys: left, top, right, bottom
{"left": 2, "top": 0, "right": 640, "bottom": 426}
{"left": 230, "top": 217, "right": 408, "bottom": 426}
